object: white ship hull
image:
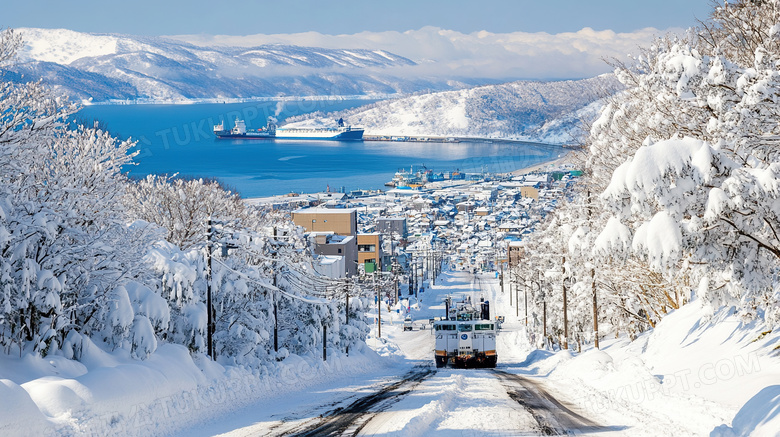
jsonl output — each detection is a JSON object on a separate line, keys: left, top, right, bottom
{"left": 275, "top": 126, "right": 364, "bottom": 141}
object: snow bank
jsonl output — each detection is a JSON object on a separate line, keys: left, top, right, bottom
{"left": 0, "top": 379, "right": 53, "bottom": 436}
{"left": 514, "top": 300, "right": 780, "bottom": 436}
{"left": 711, "top": 385, "right": 780, "bottom": 437}
{"left": 366, "top": 333, "right": 407, "bottom": 362}
{"left": 0, "top": 341, "right": 390, "bottom": 436}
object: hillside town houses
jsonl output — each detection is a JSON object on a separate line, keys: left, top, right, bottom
{"left": 248, "top": 163, "right": 580, "bottom": 299}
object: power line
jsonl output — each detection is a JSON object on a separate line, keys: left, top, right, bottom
{"left": 213, "top": 258, "right": 331, "bottom": 306}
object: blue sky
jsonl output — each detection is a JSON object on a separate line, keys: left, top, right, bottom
{"left": 8, "top": 0, "right": 710, "bottom": 36}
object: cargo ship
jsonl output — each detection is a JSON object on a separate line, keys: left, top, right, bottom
{"left": 214, "top": 117, "right": 363, "bottom": 141}
{"left": 213, "top": 117, "right": 276, "bottom": 139}
{"left": 275, "top": 118, "right": 364, "bottom": 141}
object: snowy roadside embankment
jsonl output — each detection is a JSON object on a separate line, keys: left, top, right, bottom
{"left": 0, "top": 340, "right": 390, "bottom": 437}
{"left": 450, "top": 271, "right": 780, "bottom": 435}
{"left": 511, "top": 301, "right": 780, "bottom": 436}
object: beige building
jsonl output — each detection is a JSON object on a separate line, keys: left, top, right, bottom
{"left": 291, "top": 207, "right": 358, "bottom": 236}
{"left": 519, "top": 186, "right": 539, "bottom": 200}
{"left": 357, "top": 233, "right": 382, "bottom": 273}
{"left": 475, "top": 207, "right": 490, "bottom": 216}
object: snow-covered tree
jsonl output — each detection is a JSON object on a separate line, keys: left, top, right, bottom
{"left": 0, "top": 27, "right": 371, "bottom": 365}
{"left": 125, "top": 175, "right": 255, "bottom": 250}
{"left": 0, "top": 27, "right": 156, "bottom": 356}
{"left": 586, "top": 0, "right": 780, "bottom": 327}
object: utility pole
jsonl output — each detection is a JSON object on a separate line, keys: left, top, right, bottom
{"left": 272, "top": 227, "right": 278, "bottom": 353}
{"left": 424, "top": 248, "right": 428, "bottom": 282}
{"left": 562, "top": 256, "right": 568, "bottom": 350}
{"left": 427, "top": 247, "right": 431, "bottom": 282}
{"left": 500, "top": 262, "right": 504, "bottom": 294}
{"left": 345, "top": 284, "right": 349, "bottom": 356}
{"left": 206, "top": 218, "right": 215, "bottom": 360}
{"left": 323, "top": 325, "right": 327, "bottom": 361}
{"left": 509, "top": 268, "right": 513, "bottom": 307}
{"left": 345, "top": 286, "right": 349, "bottom": 326}
{"left": 393, "top": 260, "right": 399, "bottom": 304}
{"left": 592, "top": 268, "right": 599, "bottom": 349}
{"left": 515, "top": 273, "right": 519, "bottom": 318}
{"left": 410, "top": 255, "right": 414, "bottom": 297}
{"left": 524, "top": 279, "right": 528, "bottom": 326}
{"left": 588, "top": 190, "right": 599, "bottom": 350}
{"left": 430, "top": 242, "right": 437, "bottom": 285}
{"left": 408, "top": 253, "right": 413, "bottom": 295}
{"left": 429, "top": 244, "right": 434, "bottom": 286}
{"left": 414, "top": 257, "right": 418, "bottom": 299}
{"left": 375, "top": 273, "right": 381, "bottom": 338}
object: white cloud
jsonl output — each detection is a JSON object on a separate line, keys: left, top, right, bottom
{"left": 171, "top": 26, "right": 682, "bottom": 80}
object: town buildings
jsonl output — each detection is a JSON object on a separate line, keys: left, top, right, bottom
{"left": 258, "top": 164, "right": 579, "bottom": 285}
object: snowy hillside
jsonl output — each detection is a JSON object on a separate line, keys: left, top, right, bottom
{"left": 5, "top": 28, "right": 494, "bottom": 103}
{"left": 285, "top": 75, "right": 622, "bottom": 144}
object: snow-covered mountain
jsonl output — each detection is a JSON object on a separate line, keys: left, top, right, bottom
{"left": 4, "top": 28, "right": 621, "bottom": 143}
{"left": 285, "top": 75, "right": 622, "bottom": 144}
{"left": 5, "top": 28, "right": 496, "bottom": 102}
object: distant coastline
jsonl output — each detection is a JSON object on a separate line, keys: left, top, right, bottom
{"left": 511, "top": 151, "right": 575, "bottom": 176}
{"left": 248, "top": 152, "right": 576, "bottom": 203}
{"left": 80, "top": 94, "right": 400, "bottom": 106}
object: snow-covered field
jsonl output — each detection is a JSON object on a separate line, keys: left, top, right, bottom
{"left": 2, "top": 268, "right": 767, "bottom": 436}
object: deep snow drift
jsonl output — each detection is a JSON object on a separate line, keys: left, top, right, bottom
{"left": 0, "top": 337, "right": 391, "bottom": 436}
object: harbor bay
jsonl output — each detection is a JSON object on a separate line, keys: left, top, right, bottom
{"left": 8, "top": 3, "right": 777, "bottom": 436}
{"left": 79, "top": 100, "right": 565, "bottom": 198}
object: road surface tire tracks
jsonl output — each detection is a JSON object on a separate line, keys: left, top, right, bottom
{"left": 494, "top": 369, "right": 606, "bottom": 435}
{"left": 278, "top": 366, "right": 436, "bottom": 436}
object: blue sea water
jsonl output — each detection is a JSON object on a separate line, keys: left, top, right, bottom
{"left": 79, "top": 100, "right": 565, "bottom": 198}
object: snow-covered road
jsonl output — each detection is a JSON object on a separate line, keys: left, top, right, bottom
{"left": 173, "top": 269, "right": 759, "bottom": 436}
{"left": 194, "top": 363, "right": 609, "bottom": 436}
{"left": 179, "top": 270, "right": 623, "bottom": 436}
